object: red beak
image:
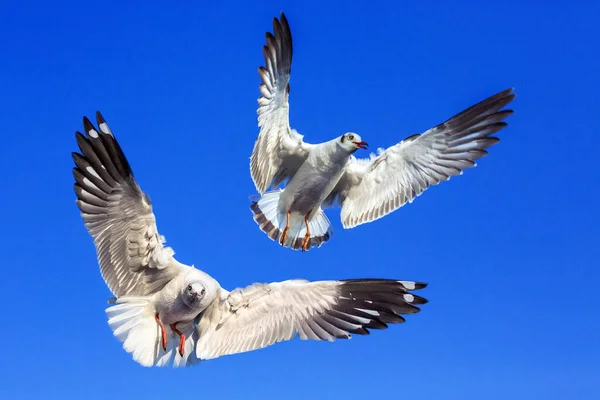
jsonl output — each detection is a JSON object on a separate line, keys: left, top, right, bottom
{"left": 353, "top": 141, "right": 368, "bottom": 150}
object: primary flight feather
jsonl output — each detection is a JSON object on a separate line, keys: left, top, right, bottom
{"left": 250, "top": 13, "right": 515, "bottom": 251}
{"left": 72, "top": 112, "right": 428, "bottom": 367}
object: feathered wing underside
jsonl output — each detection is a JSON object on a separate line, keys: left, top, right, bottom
{"left": 327, "top": 88, "right": 516, "bottom": 228}
{"left": 250, "top": 12, "right": 314, "bottom": 194}
{"left": 72, "top": 112, "right": 180, "bottom": 297}
{"left": 194, "top": 279, "right": 427, "bottom": 360}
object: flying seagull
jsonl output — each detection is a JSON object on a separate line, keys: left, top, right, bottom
{"left": 72, "top": 112, "right": 428, "bottom": 367}
{"left": 250, "top": 13, "right": 515, "bottom": 252}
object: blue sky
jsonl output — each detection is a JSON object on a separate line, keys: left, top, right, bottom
{"left": 1, "top": 1, "right": 598, "bottom": 399}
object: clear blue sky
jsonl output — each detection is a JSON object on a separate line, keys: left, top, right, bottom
{"left": 1, "top": 1, "right": 598, "bottom": 399}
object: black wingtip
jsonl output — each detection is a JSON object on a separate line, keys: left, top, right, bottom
{"left": 74, "top": 131, "right": 85, "bottom": 141}
{"left": 82, "top": 116, "right": 95, "bottom": 134}
{"left": 498, "top": 88, "right": 516, "bottom": 102}
{"left": 95, "top": 111, "right": 115, "bottom": 137}
{"left": 278, "top": 13, "right": 288, "bottom": 29}
{"left": 96, "top": 111, "right": 106, "bottom": 125}
{"left": 411, "top": 294, "right": 429, "bottom": 305}
{"left": 499, "top": 109, "right": 514, "bottom": 118}
{"left": 497, "top": 87, "right": 514, "bottom": 96}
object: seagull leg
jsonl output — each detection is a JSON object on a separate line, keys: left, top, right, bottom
{"left": 301, "top": 210, "right": 312, "bottom": 252}
{"left": 279, "top": 210, "right": 291, "bottom": 246}
{"left": 170, "top": 323, "right": 186, "bottom": 356}
{"left": 155, "top": 313, "right": 167, "bottom": 351}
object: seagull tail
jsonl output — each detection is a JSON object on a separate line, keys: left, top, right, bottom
{"left": 105, "top": 297, "right": 199, "bottom": 368}
{"left": 250, "top": 190, "right": 333, "bottom": 251}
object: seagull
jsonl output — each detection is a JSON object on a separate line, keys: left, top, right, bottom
{"left": 72, "top": 112, "right": 428, "bottom": 367}
{"left": 250, "top": 13, "right": 516, "bottom": 252}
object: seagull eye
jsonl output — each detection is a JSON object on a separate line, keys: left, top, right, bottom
{"left": 348, "top": 134, "right": 354, "bottom": 141}
{"left": 187, "top": 285, "right": 192, "bottom": 291}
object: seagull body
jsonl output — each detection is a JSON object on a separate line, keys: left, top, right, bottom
{"left": 250, "top": 13, "right": 516, "bottom": 251}
{"left": 280, "top": 139, "right": 351, "bottom": 215}
{"left": 72, "top": 112, "right": 427, "bottom": 367}
{"left": 255, "top": 137, "right": 362, "bottom": 249}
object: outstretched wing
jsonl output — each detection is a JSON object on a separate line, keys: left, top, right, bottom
{"left": 327, "top": 88, "right": 516, "bottom": 228}
{"left": 194, "top": 279, "right": 427, "bottom": 360}
{"left": 72, "top": 112, "right": 181, "bottom": 297}
{"left": 250, "top": 13, "right": 314, "bottom": 194}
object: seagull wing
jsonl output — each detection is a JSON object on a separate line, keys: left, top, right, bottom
{"left": 325, "top": 88, "right": 515, "bottom": 228}
{"left": 194, "top": 279, "right": 427, "bottom": 360}
{"left": 250, "top": 13, "right": 314, "bottom": 194}
{"left": 72, "top": 112, "right": 182, "bottom": 297}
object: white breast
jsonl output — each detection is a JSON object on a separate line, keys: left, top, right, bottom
{"left": 280, "top": 142, "right": 350, "bottom": 214}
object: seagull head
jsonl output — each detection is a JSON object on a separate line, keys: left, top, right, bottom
{"left": 181, "top": 281, "right": 206, "bottom": 308}
{"left": 339, "top": 132, "right": 368, "bottom": 153}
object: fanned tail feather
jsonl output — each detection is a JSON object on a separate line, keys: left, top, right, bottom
{"left": 105, "top": 297, "right": 200, "bottom": 367}
{"left": 250, "top": 191, "right": 333, "bottom": 251}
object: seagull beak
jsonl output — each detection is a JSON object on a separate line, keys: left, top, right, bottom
{"left": 353, "top": 141, "right": 368, "bottom": 150}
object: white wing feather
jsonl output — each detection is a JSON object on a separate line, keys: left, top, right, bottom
{"left": 327, "top": 88, "right": 516, "bottom": 228}
{"left": 250, "top": 13, "right": 314, "bottom": 194}
{"left": 72, "top": 113, "right": 181, "bottom": 297}
{"left": 194, "top": 279, "right": 427, "bottom": 360}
